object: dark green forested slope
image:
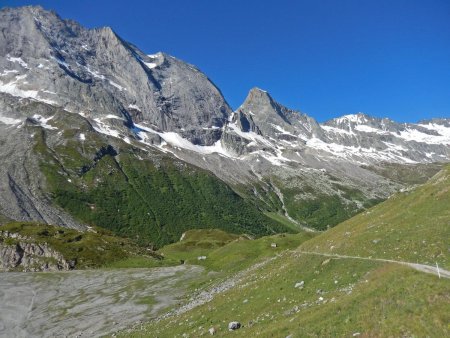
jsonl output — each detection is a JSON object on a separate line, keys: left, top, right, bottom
{"left": 33, "top": 116, "right": 287, "bottom": 247}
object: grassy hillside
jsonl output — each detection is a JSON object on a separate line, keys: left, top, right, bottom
{"left": 32, "top": 112, "right": 289, "bottom": 248}
{"left": 0, "top": 222, "right": 166, "bottom": 269}
{"left": 131, "top": 252, "right": 449, "bottom": 337}
{"left": 160, "top": 229, "right": 315, "bottom": 273}
{"left": 124, "top": 165, "right": 450, "bottom": 337}
{"left": 159, "top": 229, "right": 242, "bottom": 263}
{"left": 300, "top": 164, "right": 450, "bottom": 269}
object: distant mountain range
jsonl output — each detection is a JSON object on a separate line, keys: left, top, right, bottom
{"left": 0, "top": 6, "right": 449, "bottom": 245}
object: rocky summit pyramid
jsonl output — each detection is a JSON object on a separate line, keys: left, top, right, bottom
{"left": 0, "top": 6, "right": 449, "bottom": 241}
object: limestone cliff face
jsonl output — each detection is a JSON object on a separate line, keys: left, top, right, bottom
{"left": 0, "top": 6, "right": 231, "bottom": 146}
{"left": 0, "top": 231, "right": 75, "bottom": 271}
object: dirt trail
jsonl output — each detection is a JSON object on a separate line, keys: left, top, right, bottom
{"left": 0, "top": 265, "right": 203, "bottom": 338}
{"left": 297, "top": 251, "right": 450, "bottom": 279}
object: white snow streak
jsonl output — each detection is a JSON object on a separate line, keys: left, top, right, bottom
{"left": 32, "top": 114, "right": 57, "bottom": 130}
{"left": 6, "top": 55, "right": 29, "bottom": 69}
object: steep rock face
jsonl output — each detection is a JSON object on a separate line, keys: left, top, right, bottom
{"left": 234, "top": 88, "right": 322, "bottom": 141}
{"left": 0, "top": 6, "right": 231, "bottom": 145}
{"left": 0, "top": 95, "right": 85, "bottom": 229}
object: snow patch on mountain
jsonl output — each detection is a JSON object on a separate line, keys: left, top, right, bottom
{"left": 92, "top": 118, "right": 120, "bottom": 138}
{"left": 32, "top": 114, "right": 57, "bottom": 130}
{"left": 227, "top": 121, "right": 274, "bottom": 148}
{"left": 306, "top": 137, "right": 416, "bottom": 164}
{"left": 143, "top": 62, "right": 157, "bottom": 69}
{"left": 128, "top": 104, "right": 141, "bottom": 111}
{"left": 134, "top": 123, "right": 234, "bottom": 157}
{"left": 354, "top": 125, "right": 388, "bottom": 134}
{"left": 0, "top": 114, "right": 22, "bottom": 125}
{"left": 84, "top": 66, "right": 105, "bottom": 80}
{"left": 334, "top": 113, "right": 367, "bottom": 124}
{"left": 0, "top": 69, "right": 19, "bottom": 76}
{"left": 271, "top": 123, "right": 297, "bottom": 137}
{"left": 397, "top": 127, "right": 450, "bottom": 145}
{"left": 108, "top": 80, "right": 126, "bottom": 91}
{"left": 6, "top": 55, "right": 29, "bottom": 69}
{"left": 321, "top": 125, "right": 355, "bottom": 136}
{"left": 0, "top": 75, "right": 57, "bottom": 106}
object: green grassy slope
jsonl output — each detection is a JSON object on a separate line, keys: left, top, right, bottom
{"left": 199, "top": 232, "right": 315, "bottom": 273}
{"left": 32, "top": 112, "right": 288, "bottom": 248}
{"left": 238, "top": 176, "right": 384, "bottom": 232}
{"left": 159, "top": 229, "right": 242, "bottom": 263}
{"left": 161, "top": 230, "right": 315, "bottom": 273}
{"left": 0, "top": 222, "right": 166, "bottom": 269}
{"left": 125, "top": 165, "right": 450, "bottom": 337}
{"left": 131, "top": 251, "right": 449, "bottom": 337}
{"left": 300, "top": 164, "right": 450, "bottom": 269}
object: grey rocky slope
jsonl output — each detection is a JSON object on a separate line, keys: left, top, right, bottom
{"left": 0, "top": 5, "right": 449, "bottom": 232}
{"left": 0, "top": 95, "right": 83, "bottom": 229}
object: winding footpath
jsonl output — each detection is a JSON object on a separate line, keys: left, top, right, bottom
{"left": 297, "top": 251, "right": 450, "bottom": 279}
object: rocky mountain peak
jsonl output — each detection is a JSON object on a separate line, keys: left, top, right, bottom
{"left": 238, "top": 87, "right": 279, "bottom": 117}
{"left": 234, "top": 87, "right": 321, "bottom": 140}
{"left": 243, "top": 87, "right": 273, "bottom": 107}
{"left": 0, "top": 5, "right": 233, "bottom": 146}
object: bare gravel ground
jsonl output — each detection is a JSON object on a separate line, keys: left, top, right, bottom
{"left": 0, "top": 265, "right": 203, "bottom": 338}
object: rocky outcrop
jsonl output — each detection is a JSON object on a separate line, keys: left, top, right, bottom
{"left": 0, "top": 231, "right": 75, "bottom": 271}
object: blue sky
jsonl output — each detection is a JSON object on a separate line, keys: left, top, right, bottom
{"left": 3, "top": 0, "right": 450, "bottom": 122}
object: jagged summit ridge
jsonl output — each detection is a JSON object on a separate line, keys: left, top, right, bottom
{"left": 223, "top": 87, "right": 449, "bottom": 164}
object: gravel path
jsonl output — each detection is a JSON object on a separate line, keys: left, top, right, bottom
{"left": 0, "top": 265, "right": 203, "bottom": 338}
{"left": 297, "top": 251, "right": 450, "bottom": 279}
